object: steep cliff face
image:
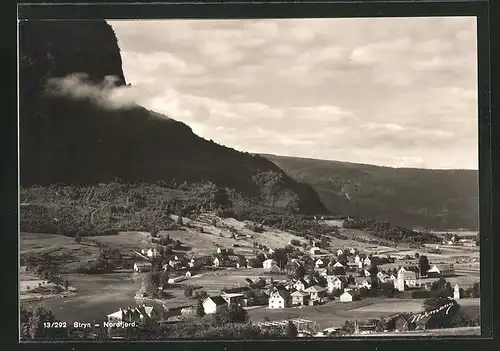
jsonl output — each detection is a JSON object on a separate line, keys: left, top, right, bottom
{"left": 18, "top": 20, "right": 328, "bottom": 215}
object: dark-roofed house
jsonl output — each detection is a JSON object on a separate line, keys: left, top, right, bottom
{"left": 291, "top": 290, "right": 310, "bottom": 306}
{"left": 427, "top": 264, "right": 455, "bottom": 278}
{"left": 387, "top": 313, "right": 416, "bottom": 332}
{"left": 303, "top": 285, "right": 327, "bottom": 302}
{"left": 203, "top": 296, "right": 227, "bottom": 315}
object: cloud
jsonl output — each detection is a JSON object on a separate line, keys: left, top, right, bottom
{"left": 45, "top": 73, "right": 140, "bottom": 110}
{"left": 109, "top": 16, "right": 478, "bottom": 169}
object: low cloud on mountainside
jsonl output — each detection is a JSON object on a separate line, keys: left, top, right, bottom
{"left": 46, "top": 73, "right": 146, "bottom": 111}
{"left": 107, "top": 18, "right": 478, "bottom": 169}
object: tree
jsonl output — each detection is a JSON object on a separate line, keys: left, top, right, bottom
{"left": 144, "top": 272, "right": 159, "bottom": 297}
{"left": 176, "top": 216, "right": 184, "bottom": 225}
{"left": 213, "top": 304, "right": 249, "bottom": 325}
{"left": 271, "top": 248, "right": 287, "bottom": 268}
{"left": 20, "top": 305, "right": 57, "bottom": 340}
{"left": 285, "top": 321, "right": 298, "bottom": 337}
{"left": 63, "top": 280, "right": 69, "bottom": 290}
{"left": 423, "top": 296, "right": 452, "bottom": 311}
{"left": 248, "top": 258, "right": 262, "bottom": 268}
{"left": 419, "top": 255, "right": 430, "bottom": 276}
{"left": 196, "top": 290, "right": 209, "bottom": 300}
{"left": 472, "top": 282, "right": 480, "bottom": 298}
{"left": 415, "top": 252, "right": 420, "bottom": 259}
{"left": 341, "top": 320, "right": 356, "bottom": 335}
{"left": 337, "top": 253, "right": 348, "bottom": 265}
{"left": 196, "top": 299, "right": 205, "bottom": 318}
{"left": 184, "top": 286, "right": 194, "bottom": 299}
{"left": 320, "top": 236, "right": 329, "bottom": 248}
{"left": 159, "top": 271, "right": 169, "bottom": 288}
{"left": 74, "top": 233, "right": 81, "bottom": 243}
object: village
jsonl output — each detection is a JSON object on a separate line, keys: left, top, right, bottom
{"left": 98, "top": 213, "right": 480, "bottom": 337}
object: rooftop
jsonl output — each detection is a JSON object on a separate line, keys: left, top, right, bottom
{"left": 304, "top": 285, "right": 327, "bottom": 293}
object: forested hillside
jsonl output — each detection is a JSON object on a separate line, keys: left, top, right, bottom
{"left": 264, "top": 154, "right": 478, "bottom": 230}
{"left": 18, "top": 20, "right": 327, "bottom": 215}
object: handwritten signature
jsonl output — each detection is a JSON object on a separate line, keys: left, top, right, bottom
{"left": 408, "top": 298, "right": 457, "bottom": 324}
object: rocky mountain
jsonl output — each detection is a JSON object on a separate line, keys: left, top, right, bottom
{"left": 263, "top": 154, "right": 479, "bottom": 230}
{"left": 18, "top": 20, "right": 327, "bottom": 215}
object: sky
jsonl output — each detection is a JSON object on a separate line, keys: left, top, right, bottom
{"left": 108, "top": 17, "right": 478, "bottom": 170}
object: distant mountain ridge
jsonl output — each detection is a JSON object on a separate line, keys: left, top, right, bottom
{"left": 263, "top": 154, "right": 479, "bottom": 230}
{"left": 18, "top": 20, "right": 327, "bottom": 215}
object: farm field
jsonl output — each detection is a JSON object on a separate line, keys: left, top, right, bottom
{"left": 161, "top": 214, "right": 311, "bottom": 257}
{"left": 248, "top": 298, "right": 480, "bottom": 330}
{"left": 88, "top": 231, "right": 151, "bottom": 255}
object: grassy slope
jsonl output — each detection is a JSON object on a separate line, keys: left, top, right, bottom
{"left": 263, "top": 154, "right": 478, "bottom": 230}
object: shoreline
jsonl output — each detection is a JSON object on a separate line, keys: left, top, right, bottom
{"left": 20, "top": 291, "right": 77, "bottom": 304}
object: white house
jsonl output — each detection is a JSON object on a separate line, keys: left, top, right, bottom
{"left": 350, "top": 248, "right": 356, "bottom": 255}
{"left": 337, "top": 249, "right": 344, "bottom": 256}
{"left": 333, "top": 262, "right": 344, "bottom": 268}
{"left": 354, "top": 255, "right": 361, "bottom": 264}
{"left": 213, "top": 257, "right": 220, "bottom": 267}
{"left": 168, "top": 276, "right": 187, "bottom": 284}
{"left": 394, "top": 269, "right": 418, "bottom": 292}
{"left": 134, "top": 262, "right": 152, "bottom": 272}
{"left": 363, "top": 257, "right": 372, "bottom": 267}
{"left": 169, "top": 259, "right": 181, "bottom": 268}
{"left": 188, "top": 259, "right": 196, "bottom": 268}
{"left": 316, "top": 268, "right": 328, "bottom": 276}
{"left": 315, "top": 258, "right": 325, "bottom": 268}
{"left": 263, "top": 259, "right": 277, "bottom": 269}
{"left": 339, "top": 289, "right": 360, "bottom": 302}
{"left": 107, "top": 305, "right": 158, "bottom": 325}
{"left": 327, "top": 277, "right": 344, "bottom": 293}
{"left": 358, "top": 277, "right": 372, "bottom": 289}
{"left": 363, "top": 269, "right": 371, "bottom": 277}
{"left": 303, "top": 285, "right": 327, "bottom": 302}
{"left": 427, "top": 264, "right": 455, "bottom": 278}
{"left": 454, "top": 284, "right": 461, "bottom": 300}
{"left": 146, "top": 248, "right": 159, "bottom": 258}
{"left": 269, "top": 290, "right": 290, "bottom": 309}
{"left": 293, "top": 279, "right": 308, "bottom": 291}
{"left": 377, "top": 271, "right": 390, "bottom": 283}
{"left": 185, "top": 271, "right": 192, "bottom": 278}
{"left": 310, "top": 247, "right": 321, "bottom": 256}
{"left": 291, "top": 290, "right": 310, "bottom": 306}
{"left": 203, "top": 296, "right": 227, "bottom": 314}
{"left": 268, "top": 248, "right": 275, "bottom": 255}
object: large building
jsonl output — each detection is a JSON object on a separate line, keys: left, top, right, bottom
{"left": 394, "top": 268, "right": 420, "bottom": 291}
{"left": 427, "top": 264, "right": 455, "bottom": 278}
{"left": 106, "top": 305, "right": 159, "bottom": 325}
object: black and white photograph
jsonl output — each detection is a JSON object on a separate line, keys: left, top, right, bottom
{"left": 19, "top": 16, "right": 480, "bottom": 340}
